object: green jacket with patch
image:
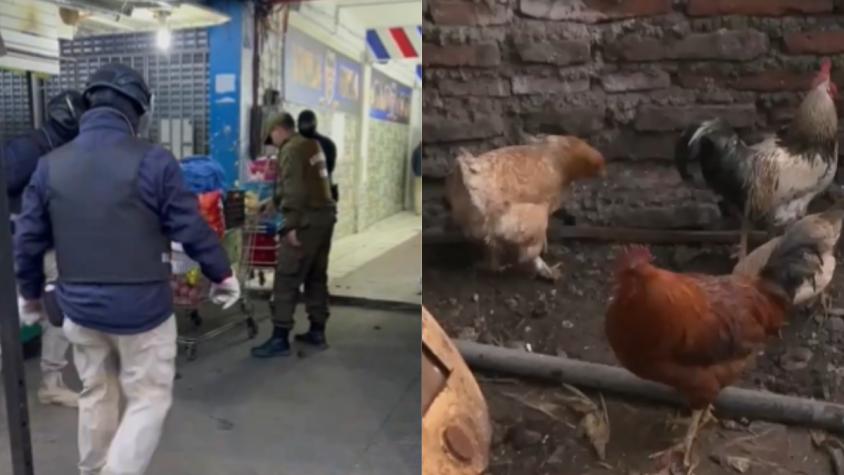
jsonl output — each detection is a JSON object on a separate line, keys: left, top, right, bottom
{"left": 275, "top": 133, "right": 335, "bottom": 230}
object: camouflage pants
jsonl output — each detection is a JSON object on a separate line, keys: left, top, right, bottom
{"left": 271, "top": 223, "right": 335, "bottom": 329}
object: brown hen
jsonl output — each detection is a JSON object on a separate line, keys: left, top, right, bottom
{"left": 444, "top": 136, "right": 605, "bottom": 281}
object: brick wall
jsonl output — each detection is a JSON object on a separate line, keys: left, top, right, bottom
{"left": 422, "top": 0, "right": 844, "bottom": 233}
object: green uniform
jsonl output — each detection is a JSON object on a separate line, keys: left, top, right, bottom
{"left": 270, "top": 124, "right": 337, "bottom": 330}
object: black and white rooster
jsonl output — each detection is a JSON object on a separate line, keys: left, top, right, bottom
{"left": 675, "top": 58, "right": 840, "bottom": 259}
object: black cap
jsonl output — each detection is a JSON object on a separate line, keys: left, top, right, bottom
{"left": 83, "top": 63, "right": 151, "bottom": 112}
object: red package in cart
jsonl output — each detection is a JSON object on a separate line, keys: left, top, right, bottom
{"left": 198, "top": 190, "right": 225, "bottom": 237}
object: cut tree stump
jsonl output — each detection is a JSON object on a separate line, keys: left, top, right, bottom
{"left": 456, "top": 340, "right": 844, "bottom": 434}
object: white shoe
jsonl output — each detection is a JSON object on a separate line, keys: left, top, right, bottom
{"left": 38, "top": 373, "right": 79, "bottom": 408}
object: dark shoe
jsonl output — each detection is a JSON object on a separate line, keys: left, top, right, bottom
{"left": 251, "top": 327, "right": 291, "bottom": 358}
{"left": 295, "top": 325, "right": 328, "bottom": 349}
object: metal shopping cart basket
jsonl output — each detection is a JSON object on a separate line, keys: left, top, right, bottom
{"left": 173, "top": 190, "right": 260, "bottom": 361}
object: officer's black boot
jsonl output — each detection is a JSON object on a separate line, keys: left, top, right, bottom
{"left": 251, "top": 326, "right": 291, "bottom": 358}
{"left": 295, "top": 322, "right": 327, "bottom": 349}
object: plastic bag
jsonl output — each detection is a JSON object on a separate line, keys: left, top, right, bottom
{"left": 198, "top": 190, "right": 225, "bottom": 237}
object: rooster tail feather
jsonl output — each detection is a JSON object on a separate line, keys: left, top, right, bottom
{"left": 759, "top": 227, "right": 825, "bottom": 302}
{"left": 673, "top": 119, "right": 737, "bottom": 183}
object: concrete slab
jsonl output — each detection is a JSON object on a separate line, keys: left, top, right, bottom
{"left": 0, "top": 305, "right": 421, "bottom": 475}
{"left": 330, "top": 234, "right": 421, "bottom": 304}
{"left": 329, "top": 212, "right": 421, "bottom": 281}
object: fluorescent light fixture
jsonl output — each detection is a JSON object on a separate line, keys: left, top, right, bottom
{"left": 156, "top": 25, "right": 171, "bottom": 50}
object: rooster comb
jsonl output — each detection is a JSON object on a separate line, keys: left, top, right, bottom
{"left": 615, "top": 245, "right": 653, "bottom": 272}
{"left": 819, "top": 58, "right": 832, "bottom": 78}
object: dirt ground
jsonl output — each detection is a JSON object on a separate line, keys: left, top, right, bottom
{"left": 423, "top": 238, "right": 844, "bottom": 475}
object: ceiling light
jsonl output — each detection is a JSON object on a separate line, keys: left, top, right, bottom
{"left": 156, "top": 26, "right": 171, "bottom": 50}
{"left": 155, "top": 11, "right": 172, "bottom": 50}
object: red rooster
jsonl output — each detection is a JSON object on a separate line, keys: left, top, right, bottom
{"left": 605, "top": 245, "right": 805, "bottom": 469}
{"left": 675, "top": 59, "right": 839, "bottom": 259}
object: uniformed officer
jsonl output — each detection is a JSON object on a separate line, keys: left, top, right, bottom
{"left": 3, "top": 90, "right": 87, "bottom": 408}
{"left": 15, "top": 63, "right": 241, "bottom": 475}
{"left": 252, "top": 112, "right": 336, "bottom": 358}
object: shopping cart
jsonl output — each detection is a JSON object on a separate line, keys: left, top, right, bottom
{"left": 241, "top": 174, "right": 281, "bottom": 298}
{"left": 173, "top": 190, "right": 260, "bottom": 361}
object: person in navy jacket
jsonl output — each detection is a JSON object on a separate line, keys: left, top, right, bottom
{"left": 2, "top": 90, "right": 86, "bottom": 409}
{"left": 14, "top": 63, "right": 241, "bottom": 475}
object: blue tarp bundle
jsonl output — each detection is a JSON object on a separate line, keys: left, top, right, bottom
{"left": 180, "top": 155, "right": 226, "bottom": 194}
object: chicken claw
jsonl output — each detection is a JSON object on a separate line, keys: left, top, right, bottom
{"left": 650, "top": 406, "right": 713, "bottom": 474}
{"left": 533, "top": 257, "right": 561, "bottom": 281}
{"left": 819, "top": 291, "right": 833, "bottom": 321}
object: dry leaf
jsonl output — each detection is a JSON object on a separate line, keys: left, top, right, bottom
{"left": 811, "top": 430, "right": 828, "bottom": 447}
{"left": 501, "top": 391, "right": 566, "bottom": 422}
{"left": 580, "top": 411, "right": 610, "bottom": 461}
{"left": 725, "top": 456, "right": 752, "bottom": 473}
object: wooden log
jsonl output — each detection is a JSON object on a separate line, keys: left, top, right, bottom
{"left": 424, "top": 226, "right": 769, "bottom": 246}
{"left": 456, "top": 340, "right": 844, "bottom": 433}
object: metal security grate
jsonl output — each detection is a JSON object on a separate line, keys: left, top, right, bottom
{"left": 0, "top": 71, "right": 33, "bottom": 142}
{"left": 42, "top": 29, "right": 210, "bottom": 154}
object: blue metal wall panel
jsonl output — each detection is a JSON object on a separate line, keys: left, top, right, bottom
{"left": 208, "top": 0, "right": 243, "bottom": 189}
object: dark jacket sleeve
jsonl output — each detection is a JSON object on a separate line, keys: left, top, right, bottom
{"left": 3, "top": 129, "right": 52, "bottom": 205}
{"left": 323, "top": 137, "right": 337, "bottom": 176}
{"left": 14, "top": 160, "right": 53, "bottom": 300}
{"left": 142, "top": 146, "right": 232, "bottom": 284}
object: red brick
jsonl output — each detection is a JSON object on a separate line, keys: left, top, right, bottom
{"left": 520, "top": 0, "right": 672, "bottom": 22}
{"left": 511, "top": 76, "right": 590, "bottom": 95}
{"left": 602, "top": 131, "right": 677, "bottom": 160}
{"left": 607, "top": 30, "right": 768, "bottom": 62}
{"left": 679, "top": 71, "right": 812, "bottom": 91}
{"left": 687, "top": 0, "right": 833, "bottom": 16}
{"left": 516, "top": 40, "right": 591, "bottom": 65}
{"left": 423, "top": 116, "right": 505, "bottom": 143}
{"left": 601, "top": 70, "right": 670, "bottom": 92}
{"left": 424, "top": 43, "right": 501, "bottom": 67}
{"left": 438, "top": 77, "right": 511, "bottom": 97}
{"left": 634, "top": 104, "right": 756, "bottom": 131}
{"left": 784, "top": 32, "right": 844, "bottom": 55}
{"left": 522, "top": 107, "right": 606, "bottom": 136}
{"left": 429, "top": 1, "right": 510, "bottom": 26}
{"left": 731, "top": 71, "right": 812, "bottom": 91}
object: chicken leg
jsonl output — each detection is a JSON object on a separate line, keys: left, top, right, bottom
{"left": 732, "top": 201, "right": 753, "bottom": 261}
{"left": 650, "top": 406, "right": 715, "bottom": 471}
{"left": 533, "top": 256, "right": 561, "bottom": 281}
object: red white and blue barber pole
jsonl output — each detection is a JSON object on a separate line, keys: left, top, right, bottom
{"left": 416, "top": 64, "right": 422, "bottom": 86}
{"left": 366, "top": 25, "right": 422, "bottom": 62}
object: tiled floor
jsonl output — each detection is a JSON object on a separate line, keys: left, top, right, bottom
{"left": 0, "top": 304, "right": 421, "bottom": 475}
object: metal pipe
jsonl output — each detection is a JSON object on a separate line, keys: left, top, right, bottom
{"left": 456, "top": 340, "right": 844, "bottom": 434}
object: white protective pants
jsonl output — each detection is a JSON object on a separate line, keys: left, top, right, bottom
{"left": 63, "top": 315, "right": 177, "bottom": 475}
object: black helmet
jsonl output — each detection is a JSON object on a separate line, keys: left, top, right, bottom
{"left": 297, "top": 110, "right": 317, "bottom": 138}
{"left": 83, "top": 63, "right": 151, "bottom": 112}
{"left": 46, "top": 90, "right": 86, "bottom": 135}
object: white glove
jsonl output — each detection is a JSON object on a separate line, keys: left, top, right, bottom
{"left": 210, "top": 275, "right": 241, "bottom": 310}
{"left": 17, "top": 296, "right": 43, "bottom": 327}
